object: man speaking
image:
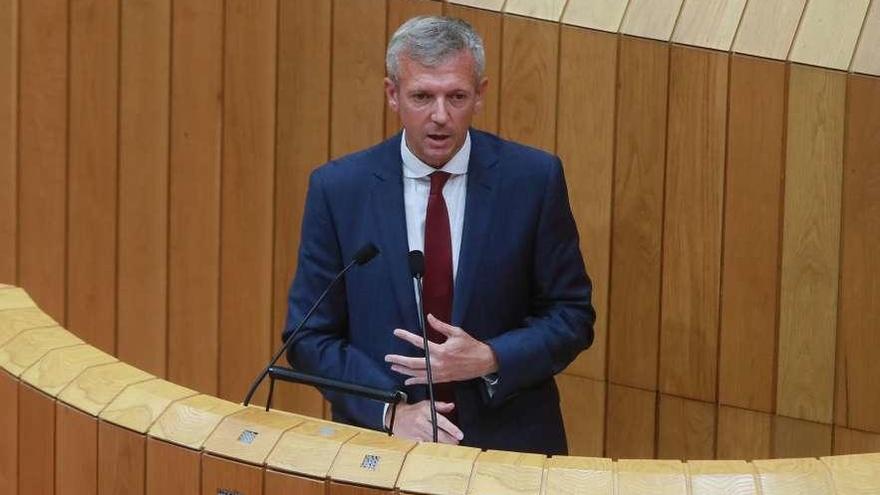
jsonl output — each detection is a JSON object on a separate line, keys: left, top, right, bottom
{"left": 284, "top": 16, "right": 594, "bottom": 455}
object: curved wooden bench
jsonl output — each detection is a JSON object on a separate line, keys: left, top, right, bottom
{"left": 1, "top": 285, "right": 878, "bottom": 494}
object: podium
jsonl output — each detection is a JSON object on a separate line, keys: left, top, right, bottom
{"left": 2, "top": 285, "right": 880, "bottom": 495}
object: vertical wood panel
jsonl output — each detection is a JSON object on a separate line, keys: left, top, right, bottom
{"left": 773, "top": 415, "right": 833, "bottom": 459}
{"left": 498, "top": 15, "right": 557, "bottom": 152}
{"left": 718, "top": 55, "right": 786, "bottom": 414}
{"left": 504, "top": 0, "right": 568, "bottom": 22}
{"left": 67, "top": 0, "right": 119, "bottom": 354}
{"left": 331, "top": 0, "right": 387, "bottom": 158}
{"left": 117, "top": 0, "right": 171, "bottom": 378}
{"left": 620, "top": 0, "right": 685, "bottom": 41}
{"left": 717, "top": 406, "right": 772, "bottom": 460}
{"left": 55, "top": 402, "right": 98, "bottom": 495}
{"left": 671, "top": 0, "right": 747, "bottom": 51}
{"left": 777, "top": 65, "right": 845, "bottom": 424}
{"left": 19, "top": 384, "right": 54, "bottom": 495}
{"left": 98, "top": 422, "right": 145, "bottom": 495}
{"left": 562, "top": 0, "right": 629, "bottom": 32}
{"left": 558, "top": 373, "right": 605, "bottom": 457}
{"left": 265, "top": 470, "right": 324, "bottom": 495}
{"left": 833, "top": 427, "right": 880, "bottom": 455}
{"left": 384, "top": 0, "right": 444, "bottom": 138}
{"left": 732, "top": 0, "right": 806, "bottom": 61}
{"left": 18, "top": 0, "right": 68, "bottom": 322}
{"left": 851, "top": 1, "right": 880, "bottom": 76}
{"left": 272, "top": 0, "right": 331, "bottom": 418}
{"left": 836, "top": 75, "right": 880, "bottom": 433}
{"left": 168, "top": 0, "right": 223, "bottom": 395}
{"left": 218, "top": 0, "right": 277, "bottom": 403}
{"left": 556, "top": 27, "right": 616, "bottom": 380}
{"left": 444, "top": 4, "right": 501, "bottom": 133}
{"left": 659, "top": 45, "right": 726, "bottom": 403}
{"left": 605, "top": 384, "right": 657, "bottom": 459}
{"left": 789, "top": 0, "right": 871, "bottom": 71}
{"left": 201, "top": 454, "right": 263, "bottom": 495}
{"left": 608, "top": 36, "right": 668, "bottom": 391}
{"left": 657, "top": 394, "right": 716, "bottom": 460}
{"left": 146, "top": 438, "right": 200, "bottom": 495}
{"left": 0, "top": 0, "right": 15, "bottom": 284}
{"left": 0, "top": 372, "right": 17, "bottom": 494}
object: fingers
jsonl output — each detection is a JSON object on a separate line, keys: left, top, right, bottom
{"left": 392, "top": 328, "right": 425, "bottom": 349}
{"left": 427, "top": 314, "right": 460, "bottom": 337}
{"left": 385, "top": 354, "right": 426, "bottom": 370}
{"left": 436, "top": 412, "right": 464, "bottom": 441}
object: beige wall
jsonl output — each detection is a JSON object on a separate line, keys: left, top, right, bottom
{"left": 1, "top": 0, "right": 879, "bottom": 459}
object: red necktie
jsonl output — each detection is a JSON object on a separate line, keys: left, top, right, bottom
{"left": 422, "top": 171, "right": 456, "bottom": 412}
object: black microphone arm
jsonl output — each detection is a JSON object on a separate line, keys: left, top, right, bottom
{"left": 241, "top": 242, "right": 380, "bottom": 408}
{"left": 408, "top": 250, "right": 439, "bottom": 443}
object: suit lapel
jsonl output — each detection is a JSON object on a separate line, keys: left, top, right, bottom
{"left": 370, "top": 134, "right": 421, "bottom": 331}
{"left": 452, "top": 132, "right": 499, "bottom": 328}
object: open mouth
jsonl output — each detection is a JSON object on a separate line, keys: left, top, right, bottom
{"left": 427, "top": 134, "right": 450, "bottom": 144}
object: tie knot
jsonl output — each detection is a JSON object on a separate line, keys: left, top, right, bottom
{"left": 429, "top": 171, "right": 451, "bottom": 193}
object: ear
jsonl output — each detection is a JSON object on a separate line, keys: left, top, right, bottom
{"left": 474, "top": 76, "right": 489, "bottom": 113}
{"left": 384, "top": 77, "right": 400, "bottom": 113}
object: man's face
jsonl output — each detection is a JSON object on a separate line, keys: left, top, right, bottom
{"left": 385, "top": 51, "right": 488, "bottom": 168}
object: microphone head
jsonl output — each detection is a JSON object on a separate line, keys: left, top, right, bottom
{"left": 353, "top": 243, "right": 380, "bottom": 265}
{"left": 408, "top": 250, "right": 425, "bottom": 278}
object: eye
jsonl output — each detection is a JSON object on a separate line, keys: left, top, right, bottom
{"left": 411, "top": 92, "right": 430, "bottom": 103}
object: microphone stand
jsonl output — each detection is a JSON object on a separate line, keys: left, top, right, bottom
{"left": 409, "top": 250, "right": 439, "bottom": 443}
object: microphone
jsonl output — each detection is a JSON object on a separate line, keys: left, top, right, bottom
{"left": 242, "top": 242, "right": 380, "bottom": 407}
{"left": 408, "top": 250, "right": 438, "bottom": 443}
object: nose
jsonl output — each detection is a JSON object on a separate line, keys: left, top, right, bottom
{"left": 430, "top": 97, "right": 450, "bottom": 125}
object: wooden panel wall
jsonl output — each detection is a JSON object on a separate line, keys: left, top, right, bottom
{"left": 2, "top": 0, "right": 880, "bottom": 460}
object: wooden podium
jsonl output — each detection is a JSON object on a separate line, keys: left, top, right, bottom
{"left": 2, "top": 285, "right": 880, "bottom": 494}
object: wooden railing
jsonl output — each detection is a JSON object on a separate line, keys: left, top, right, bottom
{"left": 1, "top": 284, "right": 878, "bottom": 494}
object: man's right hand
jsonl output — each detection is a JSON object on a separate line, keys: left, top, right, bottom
{"left": 384, "top": 400, "right": 464, "bottom": 444}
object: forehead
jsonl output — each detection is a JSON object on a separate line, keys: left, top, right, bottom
{"left": 396, "top": 51, "right": 478, "bottom": 92}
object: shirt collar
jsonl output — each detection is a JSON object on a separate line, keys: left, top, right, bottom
{"left": 401, "top": 130, "right": 470, "bottom": 179}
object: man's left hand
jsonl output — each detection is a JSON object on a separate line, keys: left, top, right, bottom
{"left": 385, "top": 314, "right": 499, "bottom": 385}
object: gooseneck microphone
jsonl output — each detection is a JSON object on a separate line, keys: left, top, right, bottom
{"left": 242, "top": 242, "right": 380, "bottom": 407}
{"left": 408, "top": 250, "right": 439, "bottom": 443}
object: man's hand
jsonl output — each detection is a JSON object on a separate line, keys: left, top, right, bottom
{"left": 385, "top": 400, "right": 463, "bottom": 444}
{"left": 385, "top": 314, "right": 499, "bottom": 385}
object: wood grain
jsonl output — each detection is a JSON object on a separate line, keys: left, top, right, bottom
{"left": 266, "top": 419, "right": 360, "bottom": 479}
{"left": 329, "top": 432, "right": 416, "bottom": 490}
{"left": 444, "top": 4, "right": 502, "bottom": 133}
{"left": 67, "top": 0, "right": 119, "bottom": 354}
{"left": 659, "top": 46, "right": 727, "bottom": 403}
{"left": 99, "top": 421, "right": 145, "bottom": 495}
{"left": 201, "top": 453, "right": 263, "bottom": 495}
{"left": 0, "top": 371, "right": 17, "bottom": 493}
{"left": 447, "top": 0, "right": 504, "bottom": 11}
{"left": 331, "top": 0, "right": 387, "bottom": 158}
{"left": 117, "top": 0, "right": 170, "bottom": 378}
{"left": 718, "top": 55, "right": 786, "bottom": 413}
{"left": 57, "top": 361, "right": 154, "bottom": 416}
{"left": 773, "top": 416, "right": 832, "bottom": 459}
{"left": 620, "top": 0, "right": 685, "bottom": 41}
{"left": 777, "top": 65, "right": 846, "bottom": 424}
{"left": 396, "top": 443, "right": 480, "bottom": 495}
{"left": 0, "top": 287, "right": 35, "bottom": 310}
{"left": 504, "top": 0, "right": 567, "bottom": 21}
{"left": 672, "top": 0, "right": 747, "bottom": 51}
{"left": 20, "top": 344, "right": 116, "bottom": 396}
{"left": 556, "top": 27, "right": 616, "bottom": 381}
{"left": 605, "top": 384, "right": 656, "bottom": 460}
{"left": 499, "top": 15, "right": 558, "bottom": 152}
{"left": 657, "top": 394, "right": 716, "bottom": 461}
{"left": 218, "top": 0, "right": 277, "bottom": 404}
{"left": 835, "top": 74, "right": 880, "bottom": 433}
{"left": 264, "top": 469, "right": 325, "bottom": 495}
{"left": 17, "top": 0, "right": 68, "bottom": 322}
{"left": 99, "top": 378, "right": 198, "bottom": 433}
{"left": 146, "top": 437, "right": 200, "bottom": 495}
{"left": 789, "top": 0, "right": 871, "bottom": 71}
{"left": 149, "top": 394, "right": 245, "bottom": 450}
{"left": 467, "top": 450, "right": 546, "bottom": 495}
{"left": 608, "top": 36, "right": 668, "bottom": 391}
{"left": 55, "top": 402, "right": 98, "bottom": 495}
{"left": 833, "top": 427, "right": 880, "bottom": 455}
{"left": 716, "top": 406, "right": 772, "bottom": 461}
{"left": 732, "top": 0, "right": 807, "bottom": 61}
{"left": 384, "top": 0, "right": 444, "bottom": 137}
{"left": 851, "top": 1, "right": 880, "bottom": 76}
{"left": 0, "top": 0, "right": 14, "bottom": 284}
{"left": 616, "top": 459, "right": 687, "bottom": 495}
{"left": 0, "top": 326, "right": 82, "bottom": 377}
{"left": 753, "top": 458, "right": 834, "bottom": 494}
{"left": 272, "top": 0, "right": 332, "bottom": 419}
{"left": 688, "top": 460, "right": 759, "bottom": 495}
{"left": 545, "top": 456, "right": 613, "bottom": 494}
{"left": 562, "top": 0, "right": 629, "bottom": 32}
{"left": 203, "top": 407, "right": 304, "bottom": 465}
{"left": 0, "top": 307, "right": 57, "bottom": 346}
{"left": 168, "top": 0, "right": 223, "bottom": 395}
{"left": 822, "top": 453, "right": 880, "bottom": 493}
{"left": 329, "top": 482, "right": 390, "bottom": 495}
{"left": 557, "top": 374, "right": 605, "bottom": 457}
{"left": 19, "top": 383, "right": 55, "bottom": 495}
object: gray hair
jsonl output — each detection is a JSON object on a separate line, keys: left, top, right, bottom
{"left": 386, "top": 16, "right": 485, "bottom": 84}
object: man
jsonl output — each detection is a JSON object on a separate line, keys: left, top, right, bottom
{"left": 284, "top": 16, "right": 594, "bottom": 455}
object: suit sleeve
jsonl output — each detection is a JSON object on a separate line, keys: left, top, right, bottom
{"left": 283, "top": 168, "right": 399, "bottom": 431}
{"left": 484, "top": 157, "right": 596, "bottom": 405}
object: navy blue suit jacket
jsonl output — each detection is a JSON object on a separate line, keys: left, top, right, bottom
{"left": 284, "top": 130, "right": 595, "bottom": 455}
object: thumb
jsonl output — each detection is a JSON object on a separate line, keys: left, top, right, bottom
{"left": 434, "top": 401, "right": 455, "bottom": 412}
